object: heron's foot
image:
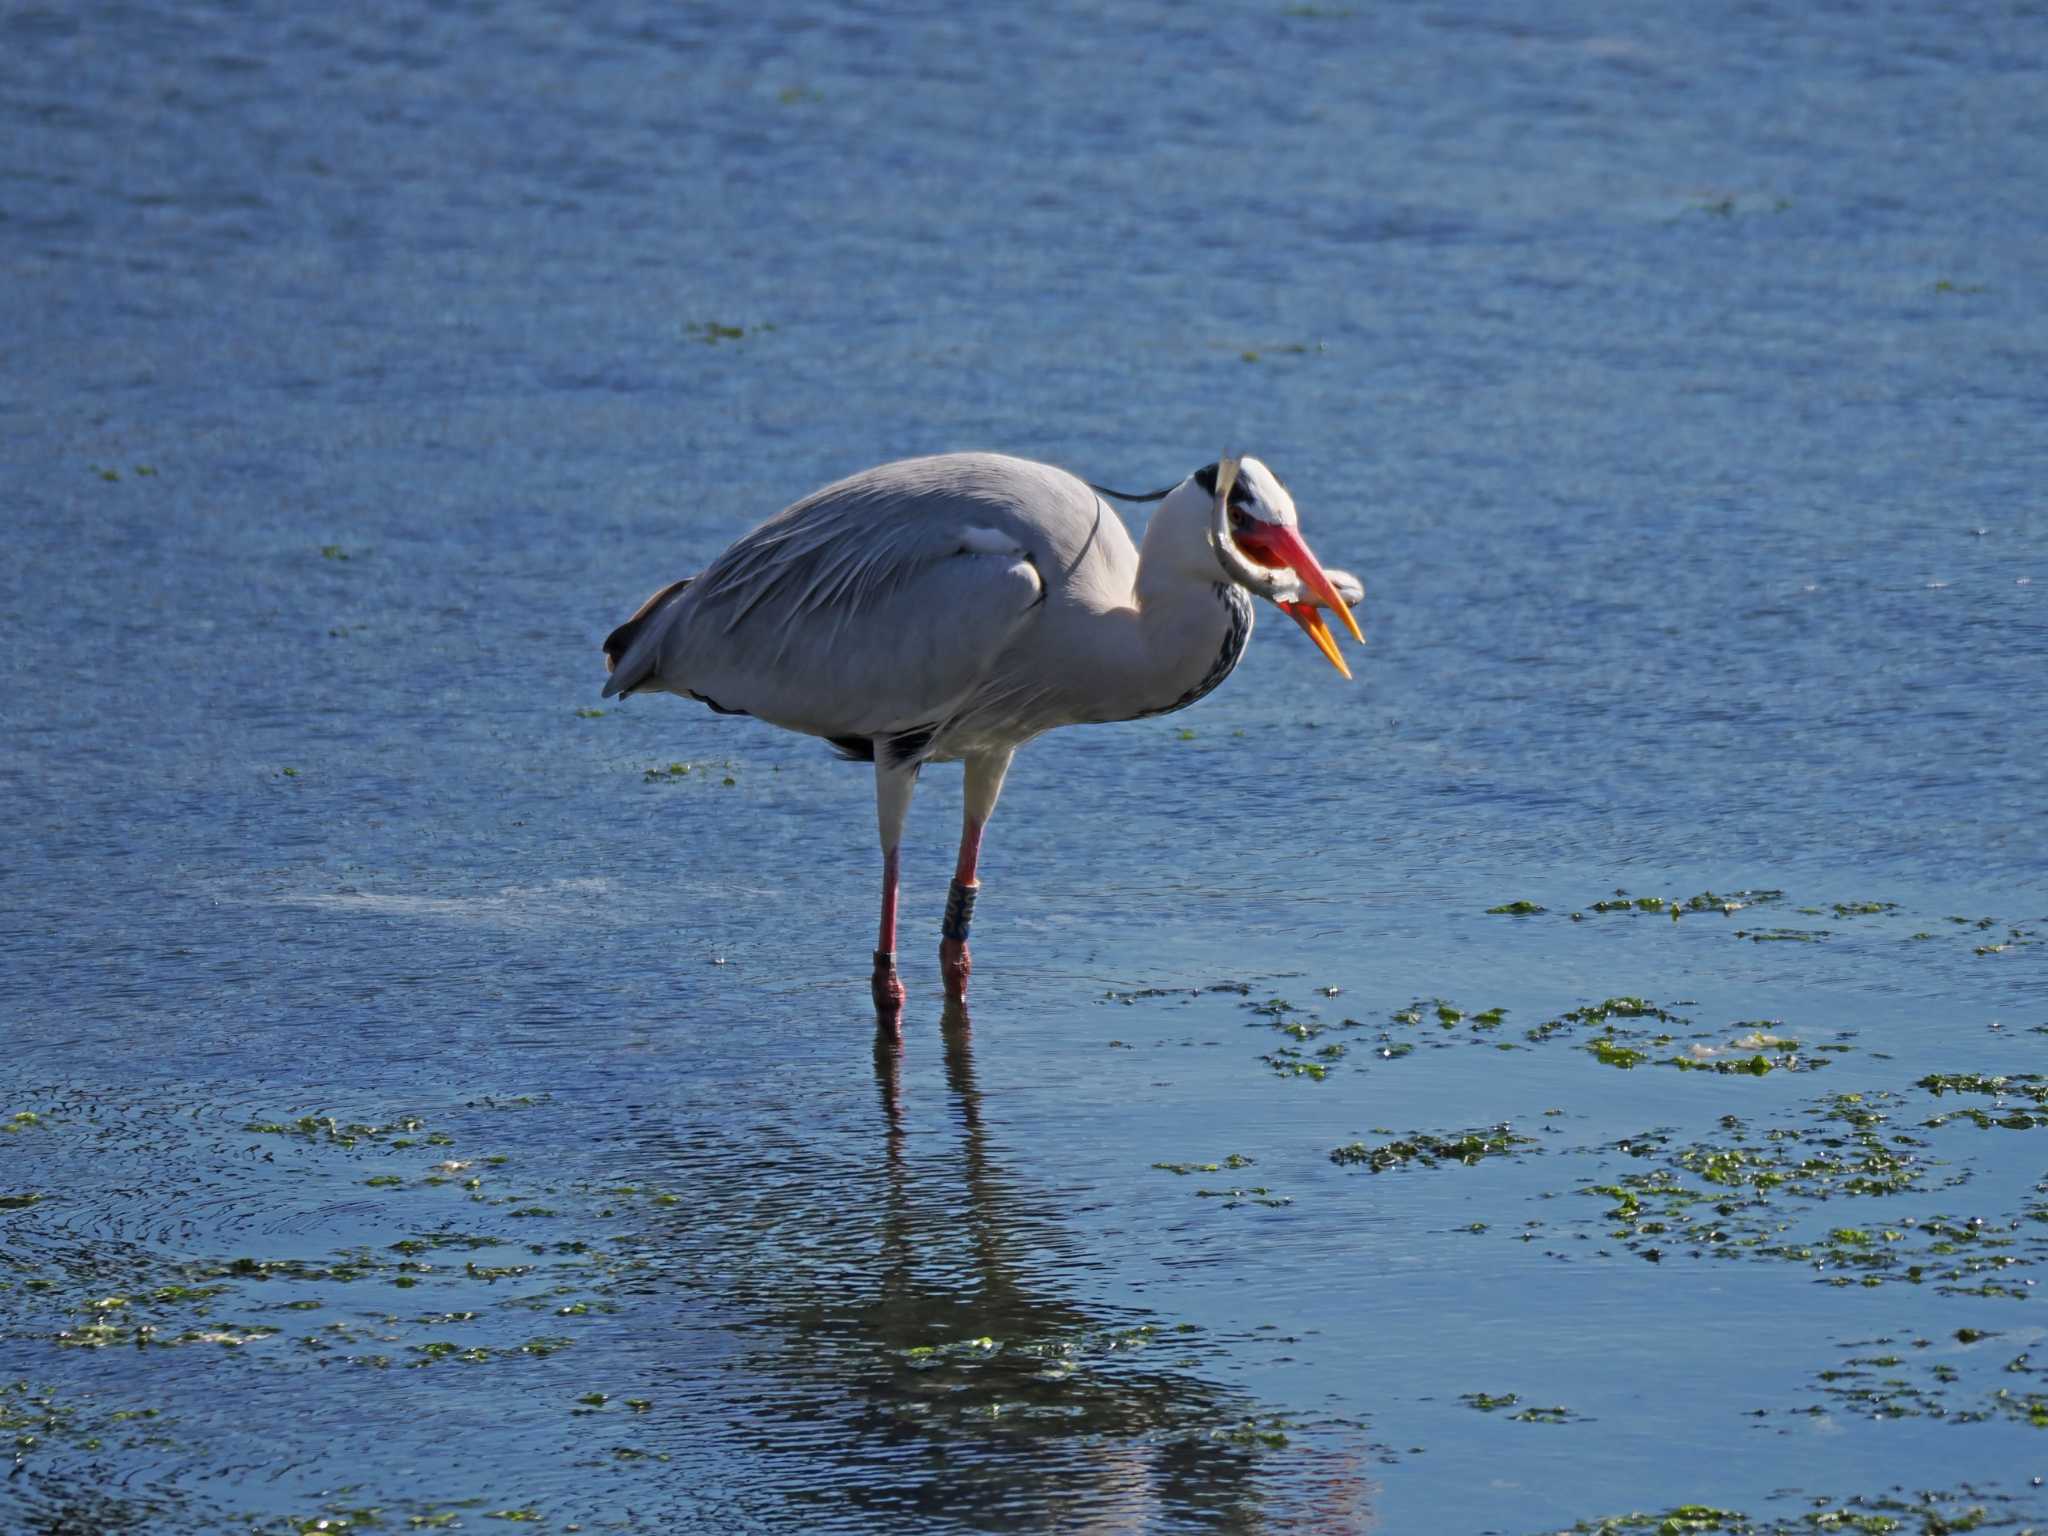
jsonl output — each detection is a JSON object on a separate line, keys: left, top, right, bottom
{"left": 872, "top": 949, "right": 906, "bottom": 1016}
{"left": 939, "top": 936, "right": 971, "bottom": 1001}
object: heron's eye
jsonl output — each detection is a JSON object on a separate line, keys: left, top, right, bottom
{"left": 1229, "top": 507, "right": 1252, "bottom": 535}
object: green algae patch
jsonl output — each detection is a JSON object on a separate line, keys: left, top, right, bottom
{"left": 1508, "top": 1403, "right": 1582, "bottom": 1424}
{"left": 1580, "top": 887, "right": 1783, "bottom": 918}
{"left": 1526, "top": 997, "right": 1682, "bottom": 1044}
{"left": 390, "top": 1233, "right": 506, "bottom": 1257}
{"left": 1549, "top": 1508, "right": 1747, "bottom": 1534}
{"left": 1552, "top": 1490, "right": 2043, "bottom": 1534}
{"left": 1242, "top": 994, "right": 1365, "bottom": 1039}
{"left": 1461, "top": 1390, "right": 1520, "bottom": 1411}
{"left": 1460, "top": 1390, "right": 1587, "bottom": 1422}
{"left": 1785, "top": 1333, "right": 2048, "bottom": 1434}
{"left": 642, "top": 757, "right": 742, "bottom": 785}
{"left": 1918, "top": 1073, "right": 2048, "bottom": 1101}
{"left": 1917, "top": 1074, "right": 2048, "bottom": 1130}
{"left": 56, "top": 1318, "right": 280, "bottom": 1349}
{"left": 1531, "top": 997, "right": 1832, "bottom": 1077}
{"left": 1359, "top": 996, "right": 1516, "bottom": 1060}
{"left": 410, "top": 1340, "right": 494, "bottom": 1365}
{"left": 1460, "top": 884, "right": 2039, "bottom": 968}
{"left": 1669, "top": 1052, "right": 1779, "bottom": 1077}
{"left": 1923, "top": 1107, "right": 2047, "bottom": 1131}
{"left": 1392, "top": 999, "right": 1507, "bottom": 1030}
{"left": 1331, "top": 1125, "right": 1534, "bottom": 1172}
{"left": 1154, "top": 1155, "right": 1255, "bottom": 1175}
{"left": 1223, "top": 993, "right": 1373, "bottom": 1075}
{"left": 1261, "top": 1047, "right": 1332, "bottom": 1079}
{"left": 1671, "top": 1131, "right": 1918, "bottom": 1198}
{"left": 1559, "top": 1090, "right": 2048, "bottom": 1289}
{"left": 1588, "top": 1037, "right": 1650, "bottom": 1069}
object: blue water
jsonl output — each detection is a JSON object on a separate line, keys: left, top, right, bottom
{"left": 5, "top": 2, "right": 2046, "bottom": 1531}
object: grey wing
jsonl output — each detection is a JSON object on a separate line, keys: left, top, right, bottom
{"left": 613, "top": 476, "right": 1047, "bottom": 741}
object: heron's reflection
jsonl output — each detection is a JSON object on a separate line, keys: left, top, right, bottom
{"left": 634, "top": 999, "right": 1375, "bottom": 1531}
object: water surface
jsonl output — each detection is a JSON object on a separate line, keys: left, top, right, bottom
{"left": 4, "top": 1, "right": 2046, "bottom": 1531}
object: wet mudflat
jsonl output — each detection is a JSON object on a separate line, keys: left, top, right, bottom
{"left": 5, "top": 1, "right": 2046, "bottom": 1531}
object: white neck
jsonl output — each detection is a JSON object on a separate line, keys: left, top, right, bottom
{"left": 1070, "top": 506, "right": 1248, "bottom": 722}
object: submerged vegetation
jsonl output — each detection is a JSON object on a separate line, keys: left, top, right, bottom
{"left": 1083, "top": 883, "right": 2046, "bottom": 1520}
{"left": 1478, "top": 887, "right": 2041, "bottom": 959}
{"left": 1330, "top": 1125, "right": 1534, "bottom": 1171}
{"left": 9, "top": 877, "right": 2041, "bottom": 1527}
{"left": 642, "top": 757, "right": 742, "bottom": 786}
{"left": 1547, "top": 1490, "right": 2036, "bottom": 1535}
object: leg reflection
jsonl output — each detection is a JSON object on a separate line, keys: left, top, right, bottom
{"left": 873, "top": 1013, "right": 905, "bottom": 1141}
{"left": 939, "top": 997, "right": 978, "bottom": 1127}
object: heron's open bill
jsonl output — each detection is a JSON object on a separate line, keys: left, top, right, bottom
{"left": 1212, "top": 453, "right": 1363, "bottom": 678}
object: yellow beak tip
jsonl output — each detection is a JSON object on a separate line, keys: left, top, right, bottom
{"left": 1291, "top": 607, "right": 1352, "bottom": 679}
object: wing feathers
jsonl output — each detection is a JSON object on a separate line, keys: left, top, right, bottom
{"left": 604, "top": 454, "right": 1116, "bottom": 744}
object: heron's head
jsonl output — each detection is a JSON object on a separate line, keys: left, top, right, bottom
{"left": 1195, "top": 455, "right": 1295, "bottom": 543}
{"left": 1097, "top": 455, "right": 1365, "bottom": 675}
{"left": 1199, "top": 456, "right": 1364, "bottom": 676}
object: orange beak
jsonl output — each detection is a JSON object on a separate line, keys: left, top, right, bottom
{"left": 1243, "top": 522, "right": 1365, "bottom": 644}
{"left": 1281, "top": 601, "right": 1351, "bottom": 678}
{"left": 1235, "top": 520, "right": 1366, "bottom": 670}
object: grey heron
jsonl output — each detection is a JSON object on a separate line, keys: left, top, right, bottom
{"left": 601, "top": 451, "right": 1363, "bottom": 1018}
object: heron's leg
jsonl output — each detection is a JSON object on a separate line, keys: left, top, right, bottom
{"left": 872, "top": 759, "right": 918, "bottom": 1017}
{"left": 941, "top": 747, "right": 1013, "bottom": 1002}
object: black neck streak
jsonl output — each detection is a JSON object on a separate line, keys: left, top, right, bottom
{"left": 1133, "top": 584, "right": 1252, "bottom": 721}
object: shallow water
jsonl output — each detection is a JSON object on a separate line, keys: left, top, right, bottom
{"left": 5, "top": 1, "right": 2046, "bottom": 1531}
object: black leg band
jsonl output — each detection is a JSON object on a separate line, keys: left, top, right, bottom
{"left": 942, "top": 880, "right": 978, "bottom": 943}
{"left": 873, "top": 949, "right": 896, "bottom": 971}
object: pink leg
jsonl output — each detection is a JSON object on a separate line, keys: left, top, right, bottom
{"left": 872, "top": 845, "right": 906, "bottom": 1017}
{"left": 870, "top": 763, "right": 917, "bottom": 1019}
{"left": 939, "top": 750, "right": 1011, "bottom": 1005}
{"left": 939, "top": 817, "right": 982, "bottom": 1002}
